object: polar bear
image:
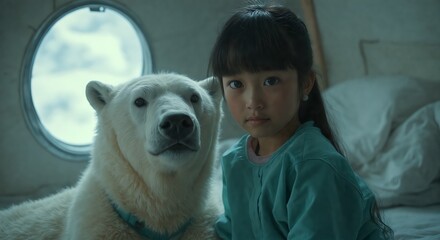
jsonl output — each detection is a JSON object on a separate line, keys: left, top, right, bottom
{"left": 0, "top": 73, "right": 223, "bottom": 239}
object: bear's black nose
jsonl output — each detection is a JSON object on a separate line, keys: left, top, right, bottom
{"left": 159, "top": 113, "right": 194, "bottom": 140}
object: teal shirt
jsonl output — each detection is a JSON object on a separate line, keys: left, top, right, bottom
{"left": 216, "top": 122, "right": 389, "bottom": 239}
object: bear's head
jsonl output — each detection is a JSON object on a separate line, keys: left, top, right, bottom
{"left": 85, "top": 73, "right": 222, "bottom": 180}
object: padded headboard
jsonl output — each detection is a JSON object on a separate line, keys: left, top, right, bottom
{"left": 360, "top": 40, "right": 440, "bottom": 82}
{"left": 301, "top": 0, "right": 440, "bottom": 86}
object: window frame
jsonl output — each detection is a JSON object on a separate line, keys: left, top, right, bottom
{"left": 20, "top": 0, "right": 153, "bottom": 161}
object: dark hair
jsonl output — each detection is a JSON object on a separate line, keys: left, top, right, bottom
{"left": 209, "top": 3, "right": 393, "bottom": 238}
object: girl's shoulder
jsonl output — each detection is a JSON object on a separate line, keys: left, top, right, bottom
{"left": 282, "top": 124, "right": 347, "bottom": 174}
{"left": 220, "top": 135, "right": 249, "bottom": 166}
{"left": 280, "top": 123, "right": 373, "bottom": 199}
{"left": 221, "top": 135, "right": 248, "bottom": 156}
{"left": 280, "top": 121, "right": 340, "bottom": 163}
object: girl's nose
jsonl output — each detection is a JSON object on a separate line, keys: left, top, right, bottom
{"left": 245, "top": 88, "right": 264, "bottom": 110}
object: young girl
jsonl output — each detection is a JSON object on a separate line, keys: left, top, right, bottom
{"left": 209, "top": 3, "right": 393, "bottom": 240}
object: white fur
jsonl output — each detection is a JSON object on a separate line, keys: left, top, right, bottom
{"left": 0, "top": 73, "right": 223, "bottom": 240}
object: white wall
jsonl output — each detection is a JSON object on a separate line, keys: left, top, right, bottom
{"left": 314, "top": 0, "right": 440, "bottom": 84}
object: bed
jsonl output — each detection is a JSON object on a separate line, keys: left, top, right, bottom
{"left": 322, "top": 75, "right": 440, "bottom": 239}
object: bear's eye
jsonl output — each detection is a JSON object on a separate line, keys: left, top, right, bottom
{"left": 190, "top": 94, "right": 199, "bottom": 103}
{"left": 134, "top": 97, "right": 147, "bottom": 107}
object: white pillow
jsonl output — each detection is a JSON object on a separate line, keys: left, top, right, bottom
{"left": 323, "top": 75, "right": 440, "bottom": 170}
{"left": 365, "top": 101, "right": 440, "bottom": 207}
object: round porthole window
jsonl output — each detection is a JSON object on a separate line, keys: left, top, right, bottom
{"left": 21, "top": 2, "right": 152, "bottom": 160}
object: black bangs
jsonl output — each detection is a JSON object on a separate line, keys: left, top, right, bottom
{"left": 211, "top": 7, "right": 299, "bottom": 77}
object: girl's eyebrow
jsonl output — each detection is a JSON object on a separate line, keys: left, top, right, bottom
{"left": 223, "top": 76, "right": 242, "bottom": 81}
{"left": 223, "top": 74, "right": 241, "bottom": 78}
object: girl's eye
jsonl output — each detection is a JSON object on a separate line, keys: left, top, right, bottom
{"left": 228, "top": 80, "right": 243, "bottom": 89}
{"left": 263, "top": 77, "right": 280, "bottom": 86}
{"left": 134, "top": 97, "right": 147, "bottom": 107}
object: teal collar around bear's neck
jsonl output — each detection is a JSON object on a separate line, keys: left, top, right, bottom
{"left": 111, "top": 201, "right": 192, "bottom": 240}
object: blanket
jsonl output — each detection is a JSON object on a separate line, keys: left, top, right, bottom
{"left": 323, "top": 75, "right": 440, "bottom": 207}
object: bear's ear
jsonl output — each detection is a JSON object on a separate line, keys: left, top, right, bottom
{"left": 199, "top": 76, "right": 222, "bottom": 100}
{"left": 86, "top": 81, "right": 114, "bottom": 112}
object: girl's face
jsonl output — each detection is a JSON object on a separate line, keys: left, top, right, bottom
{"left": 223, "top": 69, "right": 305, "bottom": 154}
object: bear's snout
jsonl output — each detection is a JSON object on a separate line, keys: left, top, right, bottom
{"left": 159, "top": 113, "right": 195, "bottom": 140}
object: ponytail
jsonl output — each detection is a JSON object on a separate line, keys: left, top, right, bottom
{"left": 298, "top": 73, "right": 342, "bottom": 154}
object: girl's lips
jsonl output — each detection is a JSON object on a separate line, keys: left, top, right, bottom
{"left": 245, "top": 117, "right": 269, "bottom": 125}
{"left": 246, "top": 117, "right": 267, "bottom": 121}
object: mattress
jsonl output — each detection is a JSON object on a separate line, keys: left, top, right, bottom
{"left": 382, "top": 204, "right": 440, "bottom": 240}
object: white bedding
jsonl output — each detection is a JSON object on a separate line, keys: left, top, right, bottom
{"left": 383, "top": 204, "right": 440, "bottom": 240}
{"left": 323, "top": 75, "right": 440, "bottom": 239}
{"left": 323, "top": 76, "right": 440, "bottom": 207}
